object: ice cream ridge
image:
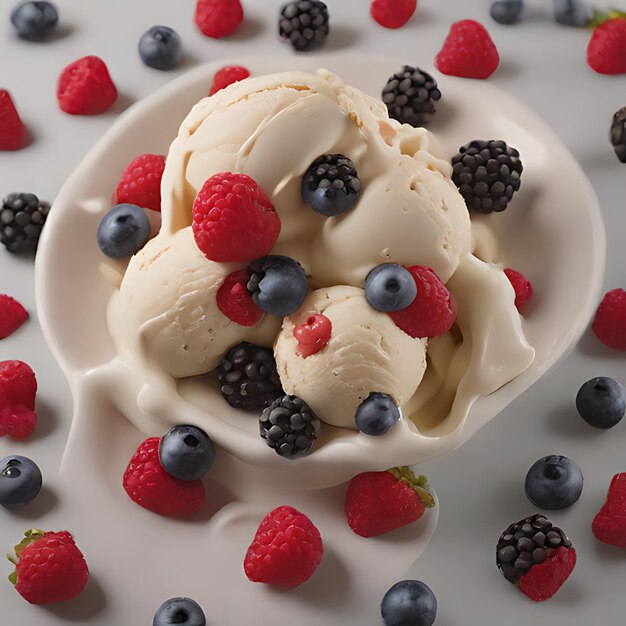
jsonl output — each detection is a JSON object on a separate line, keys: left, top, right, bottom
{"left": 106, "top": 68, "right": 535, "bottom": 465}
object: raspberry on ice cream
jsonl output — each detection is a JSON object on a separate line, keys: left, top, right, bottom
{"left": 115, "top": 154, "right": 166, "bottom": 213}
{"left": 504, "top": 268, "right": 533, "bottom": 312}
{"left": 209, "top": 65, "right": 251, "bottom": 96}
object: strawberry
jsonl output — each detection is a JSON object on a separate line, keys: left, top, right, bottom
{"left": 345, "top": 467, "right": 435, "bottom": 538}
{"left": 0, "top": 294, "right": 29, "bottom": 339}
{"left": 8, "top": 529, "right": 89, "bottom": 604}
{"left": 294, "top": 313, "right": 332, "bottom": 358}
{"left": 217, "top": 269, "right": 264, "bottom": 326}
{"left": 209, "top": 65, "right": 250, "bottom": 96}
{"left": 592, "top": 472, "right": 626, "bottom": 548}
{"left": 195, "top": 0, "right": 244, "bottom": 38}
{"left": 244, "top": 505, "right": 323, "bottom": 588}
{"left": 371, "top": 0, "right": 417, "bottom": 29}
{"left": 0, "top": 360, "right": 37, "bottom": 440}
{"left": 519, "top": 546, "right": 577, "bottom": 602}
{"left": 114, "top": 154, "right": 166, "bottom": 213}
{"left": 0, "top": 90, "right": 29, "bottom": 151}
{"left": 587, "top": 18, "right": 626, "bottom": 75}
{"left": 123, "top": 437, "right": 205, "bottom": 517}
{"left": 503, "top": 268, "right": 533, "bottom": 313}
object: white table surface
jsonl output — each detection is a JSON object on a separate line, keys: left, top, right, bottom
{"left": 1, "top": 0, "right": 626, "bottom": 624}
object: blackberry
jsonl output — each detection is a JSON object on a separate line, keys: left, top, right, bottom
{"left": 496, "top": 514, "right": 572, "bottom": 585}
{"left": 260, "top": 394, "right": 320, "bottom": 458}
{"left": 279, "top": 1, "right": 329, "bottom": 51}
{"left": 451, "top": 140, "right": 523, "bottom": 213}
{"left": 0, "top": 192, "right": 50, "bottom": 253}
{"left": 610, "top": 106, "right": 626, "bottom": 164}
{"left": 382, "top": 66, "right": 442, "bottom": 127}
{"left": 216, "top": 342, "right": 283, "bottom": 411}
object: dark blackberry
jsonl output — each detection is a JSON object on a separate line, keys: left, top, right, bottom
{"left": 496, "top": 514, "right": 572, "bottom": 585}
{"left": 610, "top": 106, "right": 626, "bottom": 164}
{"left": 451, "top": 140, "right": 523, "bottom": 213}
{"left": 216, "top": 342, "right": 283, "bottom": 411}
{"left": 260, "top": 394, "right": 320, "bottom": 458}
{"left": 0, "top": 192, "right": 50, "bottom": 253}
{"left": 382, "top": 66, "right": 442, "bottom": 127}
{"left": 279, "top": 1, "right": 329, "bottom": 51}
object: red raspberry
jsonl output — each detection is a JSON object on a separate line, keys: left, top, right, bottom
{"left": 593, "top": 288, "right": 626, "bottom": 351}
{"left": 435, "top": 19, "right": 500, "bottom": 79}
{"left": 0, "top": 360, "right": 37, "bottom": 440}
{"left": 0, "top": 90, "right": 29, "bottom": 151}
{"left": 192, "top": 172, "right": 281, "bottom": 263}
{"left": 123, "top": 437, "right": 205, "bottom": 517}
{"left": 503, "top": 268, "right": 533, "bottom": 313}
{"left": 195, "top": 0, "right": 244, "bottom": 38}
{"left": 519, "top": 546, "right": 577, "bottom": 602}
{"left": 209, "top": 65, "right": 251, "bottom": 96}
{"left": 371, "top": 0, "right": 417, "bottom": 29}
{"left": 114, "top": 154, "right": 166, "bottom": 213}
{"left": 293, "top": 314, "right": 332, "bottom": 358}
{"left": 244, "top": 505, "right": 323, "bottom": 588}
{"left": 390, "top": 265, "right": 457, "bottom": 339}
{"left": 592, "top": 473, "right": 626, "bottom": 548}
{"left": 57, "top": 56, "right": 118, "bottom": 115}
{"left": 217, "top": 269, "right": 264, "bottom": 326}
{"left": 587, "top": 18, "right": 626, "bottom": 75}
{"left": 0, "top": 294, "right": 29, "bottom": 339}
{"left": 9, "top": 529, "right": 89, "bottom": 605}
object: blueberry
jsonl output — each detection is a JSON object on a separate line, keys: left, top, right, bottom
{"left": 576, "top": 377, "right": 625, "bottom": 429}
{"left": 10, "top": 1, "right": 58, "bottom": 41}
{"left": 355, "top": 392, "right": 400, "bottom": 436}
{"left": 381, "top": 580, "right": 437, "bottom": 626}
{"left": 365, "top": 263, "right": 417, "bottom": 313}
{"left": 138, "top": 26, "right": 182, "bottom": 71}
{"left": 0, "top": 455, "right": 42, "bottom": 507}
{"left": 96, "top": 204, "right": 151, "bottom": 258}
{"left": 524, "top": 455, "right": 583, "bottom": 510}
{"left": 153, "top": 597, "right": 206, "bottom": 626}
{"left": 159, "top": 425, "right": 215, "bottom": 481}
{"left": 489, "top": 0, "right": 524, "bottom": 25}
{"left": 553, "top": 0, "right": 594, "bottom": 27}
{"left": 247, "top": 256, "right": 309, "bottom": 316}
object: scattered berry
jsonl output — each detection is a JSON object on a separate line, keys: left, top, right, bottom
{"left": 302, "top": 154, "right": 361, "bottom": 217}
{"left": 451, "top": 140, "right": 523, "bottom": 213}
{"left": 195, "top": 0, "right": 244, "bottom": 38}
{"left": 435, "top": 19, "right": 500, "bottom": 79}
{"left": 490, "top": 0, "right": 524, "bottom": 25}
{"left": 138, "top": 26, "right": 182, "bottom": 71}
{"left": 593, "top": 288, "right": 626, "bottom": 350}
{"left": 365, "top": 263, "right": 417, "bottom": 313}
{"left": 159, "top": 425, "right": 215, "bottom": 481}
{"left": 260, "top": 395, "right": 320, "bottom": 458}
{"left": 217, "top": 270, "right": 264, "bottom": 327}
{"left": 209, "top": 65, "right": 250, "bottom": 96}
{"left": 0, "top": 90, "right": 29, "bottom": 151}
{"left": 504, "top": 268, "right": 533, "bottom": 312}
{"left": 576, "top": 377, "right": 625, "bottom": 429}
{"left": 114, "top": 153, "right": 166, "bottom": 213}
{"left": 294, "top": 313, "right": 332, "bottom": 358}
{"left": 10, "top": 1, "right": 58, "bottom": 41}
{"left": 244, "top": 505, "right": 323, "bottom": 587}
{"left": 345, "top": 467, "right": 434, "bottom": 538}
{"left": 123, "top": 437, "right": 205, "bottom": 517}
{"left": 0, "top": 456, "right": 42, "bottom": 507}
{"left": 554, "top": 0, "right": 594, "bottom": 27}
{"left": 192, "top": 172, "right": 280, "bottom": 263}
{"left": 57, "top": 55, "right": 118, "bottom": 115}
{"left": 247, "top": 255, "right": 309, "bottom": 316}
{"left": 216, "top": 342, "right": 283, "bottom": 411}
{"left": 96, "top": 204, "right": 151, "bottom": 259}
{"left": 0, "top": 360, "right": 37, "bottom": 440}
{"left": 610, "top": 106, "right": 626, "bottom": 163}
{"left": 153, "top": 597, "right": 206, "bottom": 626}
{"left": 355, "top": 392, "right": 400, "bottom": 436}
{"left": 371, "top": 0, "right": 416, "bottom": 29}
{"left": 524, "top": 455, "right": 583, "bottom": 510}
{"left": 587, "top": 17, "right": 626, "bottom": 75}
{"left": 279, "top": 0, "right": 329, "bottom": 51}
{"left": 8, "top": 529, "right": 89, "bottom": 604}
{"left": 389, "top": 265, "right": 456, "bottom": 339}
{"left": 0, "top": 192, "right": 50, "bottom": 254}
{"left": 381, "top": 580, "right": 437, "bottom": 626}
{"left": 496, "top": 514, "right": 576, "bottom": 601}
{"left": 382, "top": 66, "right": 441, "bottom": 128}
{"left": 592, "top": 472, "right": 626, "bottom": 548}
{"left": 0, "top": 294, "right": 28, "bottom": 339}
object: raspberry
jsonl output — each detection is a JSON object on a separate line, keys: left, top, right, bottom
{"left": 519, "top": 547, "right": 577, "bottom": 602}
{"left": 504, "top": 268, "right": 533, "bottom": 312}
{"left": 371, "top": 0, "right": 417, "bottom": 29}
{"left": 195, "top": 0, "right": 243, "bottom": 38}
{"left": 57, "top": 55, "right": 118, "bottom": 115}
{"left": 0, "top": 360, "right": 37, "bottom": 440}
{"left": 114, "top": 154, "right": 166, "bottom": 213}
{"left": 293, "top": 314, "right": 332, "bottom": 358}
{"left": 0, "top": 90, "right": 29, "bottom": 151}
{"left": 592, "top": 473, "right": 626, "bottom": 548}
{"left": 587, "top": 18, "right": 626, "bottom": 75}
{"left": 244, "top": 505, "right": 323, "bottom": 587}
{"left": 435, "top": 19, "right": 500, "bottom": 79}
{"left": 0, "top": 294, "right": 29, "bottom": 339}
{"left": 192, "top": 172, "right": 281, "bottom": 263}
{"left": 123, "top": 437, "right": 205, "bottom": 517}
{"left": 209, "top": 65, "right": 250, "bottom": 96}
{"left": 217, "top": 270, "right": 264, "bottom": 327}
{"left": 593, "top": 288, "right": 626, "bottom": 350}
{"left": 390, "top": 265, "right": 457, "bottom": 339}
